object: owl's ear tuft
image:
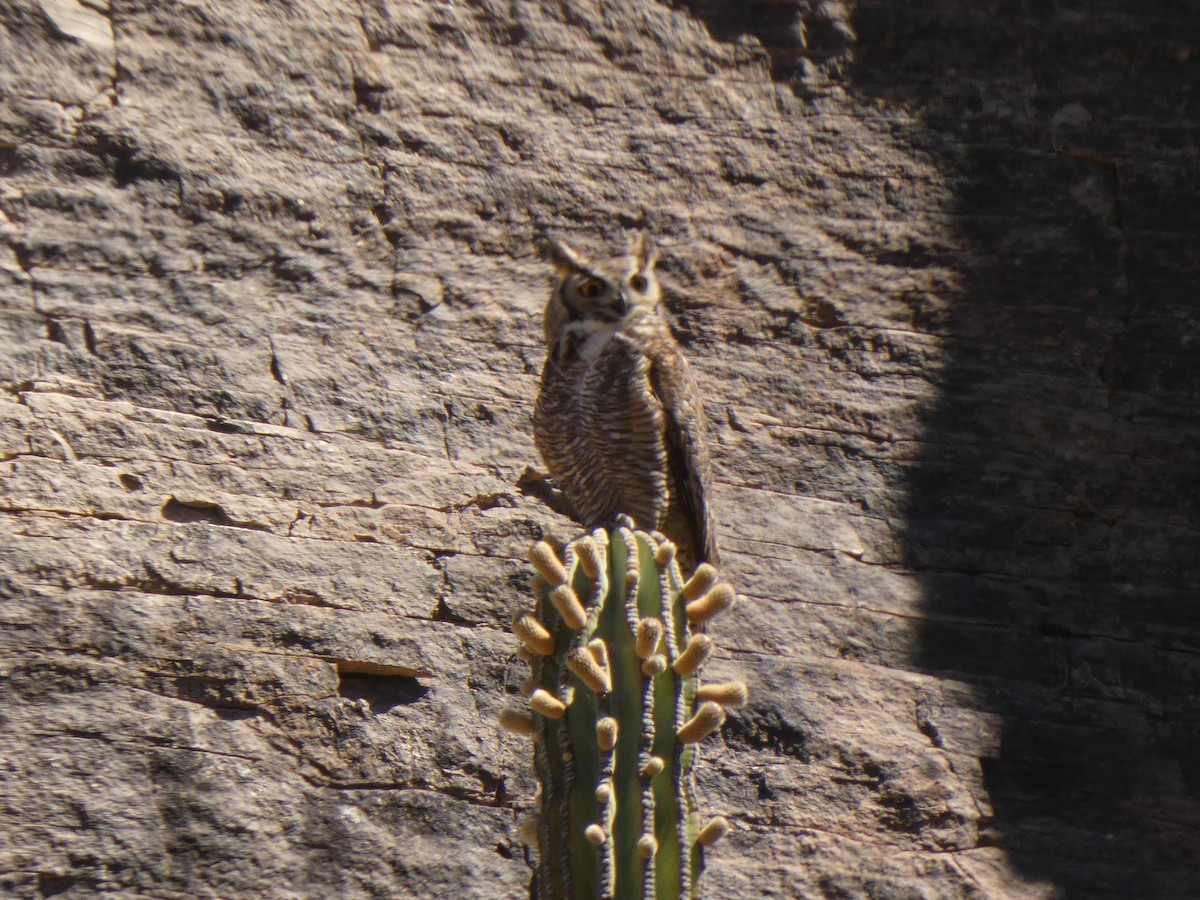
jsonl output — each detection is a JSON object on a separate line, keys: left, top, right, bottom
{"left": 547, "top": 238, "right": 588, "bottom": 273}
{"left": 630, "top": 230, "right": 659, "bottom": 271}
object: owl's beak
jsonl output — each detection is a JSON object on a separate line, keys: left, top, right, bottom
{"left": 613, "top": 292, "right": 629, "bottom": 316}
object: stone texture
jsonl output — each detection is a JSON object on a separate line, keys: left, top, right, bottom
{"left": 1, "top": 0, "right": 1198, "bottom": 897}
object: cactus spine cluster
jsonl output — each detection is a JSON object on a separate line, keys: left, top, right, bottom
{"left": 500, "top": 522, "right": 746, "bottom": 899}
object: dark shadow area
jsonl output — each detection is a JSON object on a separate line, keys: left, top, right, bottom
{"left": 336, "top": 669, "right": 429, "bottom": 713}
{"left": 161, "top": 497, "right": 270, "bottom": 531}
{"left": 847, "top": 2, "right": 1200, "bottom": 896}
{"left": 683, "top": 0, "right": 1200, "bottom": 895}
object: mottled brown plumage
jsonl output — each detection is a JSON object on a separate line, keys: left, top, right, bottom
{"left": 533, "top": 232, "right": 718, "bottom": 573}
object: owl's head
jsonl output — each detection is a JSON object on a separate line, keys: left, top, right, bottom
{"left": 544, "top": 232, "right": 661, "bottom": 344}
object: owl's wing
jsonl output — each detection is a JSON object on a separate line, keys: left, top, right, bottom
{"left": 649, "top": 351, "right": 719, "bottom": 567}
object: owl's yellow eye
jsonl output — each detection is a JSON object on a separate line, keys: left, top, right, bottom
{"left": 629, "top": 274, "right": 648, "bottom": 293}
{"left": 578, "top": 279, "right": 604, "bottom": 299}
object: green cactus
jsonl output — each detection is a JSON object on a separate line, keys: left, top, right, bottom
{"left": 500, "top": 522, "right": 746, "bottom": 899}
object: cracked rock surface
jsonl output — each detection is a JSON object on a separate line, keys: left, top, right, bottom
{"left": 2, "top": 1, "right": 1199, "bottom": 897}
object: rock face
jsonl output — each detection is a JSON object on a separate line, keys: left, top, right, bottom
{"left": 2, "top": 1, "right": 1198, "bottom": 897}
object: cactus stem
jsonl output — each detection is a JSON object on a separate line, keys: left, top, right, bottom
{"left": 587, "top": 638, "right": 610, "bottom": 669}
{"left": 641, "top": 654, "right": 667, "bottom": 676}
{"left": 640, "top": 755, "right": 665, "bottom": 778}
{"left": 509, "top": 525, "right": 744, "bottom": 899}
{"left": 677, "top": 701, "right": 726, "bottom": 743}
{"left": 530, "top": 540, "right": 571, "bottom": 588}
{"left": 529, "top": 688, "right": 568, "bottom": 720}
{"left": 519, "top": 814, "right": 541, "bottom": 849}
{"left": 550, "top": 584, "right": 588, "bottom": 630}
{"left": 681, "top": 563, "right": 719, "bottom": 602}
{"left": 634, "top": 618, "right": 663, "bottom": 659}
{"left": 673, "top": 634, "right": 714, "bottom": 675}
{"left": 529, "top": 540, "right": 569, "bottom": 587}
{"left": 596, "top": 717, "right": 619, "bottom": 752}
{"left": 637, "top": 834, "right": 657, "bottom": 859}
{"left": 576, "top": 536, "right": 603, "bottom": 579}
{"left": 697, "top": 816, "right": 730, "bottom": 847}
{"left": 499, "top": 706, "right": 535, "bottom": 735}
{"left": 695, "top": 681, "right": 749, "bottom": 707}
{"left": 513, "top": 612, "right": 555, "bottom": 656}
{"left": 685, "top": 583, "right": 736, "bottom": 625}
{"left": 567, "top": 647, "right": 611, "bottom": 693}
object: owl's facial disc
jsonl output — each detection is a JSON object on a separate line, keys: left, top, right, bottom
{"left": 564, "top": 273, "right": 628, "bottom": 322}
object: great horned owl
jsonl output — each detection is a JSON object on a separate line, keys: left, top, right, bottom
{"left": 533, "top": 232, "right": 718, "bottom": 572}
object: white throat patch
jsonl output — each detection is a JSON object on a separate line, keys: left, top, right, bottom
{"left": 562, "top": 318, "right": 619, "bottom": 364}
